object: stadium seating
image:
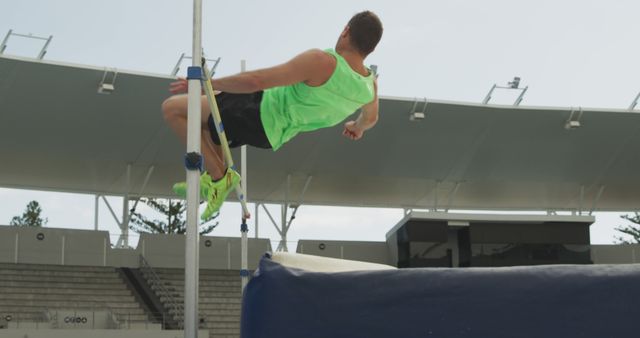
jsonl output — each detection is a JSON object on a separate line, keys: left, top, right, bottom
{"left": 0, "top": 262, "right": 154, "bottom": 329}
{"left": 143, "top": 268, "right": 242, "bottom": 338}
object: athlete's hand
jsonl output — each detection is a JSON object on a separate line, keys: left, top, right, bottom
{"left": 169, "top": 77, "right": 188, "bottom": 94}
{"left": 343, "top": 121, "right": 364, "bottom": 141}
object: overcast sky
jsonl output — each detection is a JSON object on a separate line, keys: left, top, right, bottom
{"left": 1, "top": 0, "right": 639, "bottom": 247}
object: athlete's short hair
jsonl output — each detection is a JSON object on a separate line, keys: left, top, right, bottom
{"left": 347, "top": 11, "right": 383, "bottom": 56}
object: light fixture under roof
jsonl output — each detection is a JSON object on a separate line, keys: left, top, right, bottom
{"left": 97, "top": 68, "right": 118, "bottom": 95}
{"left": 565, "top": 107, "right": 583, "bottom": 130}
{"left": 409, "top": 98, "right": 427, "bottom": 121}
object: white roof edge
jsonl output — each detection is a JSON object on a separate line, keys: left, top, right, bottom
{"left": 2, "top": 54, "right": 635, "bottom": 114}
{"left": 379, "top": 94, "right": 637, "bottom": 114}
{"left": 1, "top": 183, "right": 633, "bottom": 213}
{"left": 409, "top": 210, "right": 596, "bottom": 223}
{"left": 385, "top": 211, "right": 596, "bottom": 239}
{"left": 297, "top": 239, "right": 388, "bottom": 245}
{"left": 0, "top": 54, "right": 175, "bottom": 80}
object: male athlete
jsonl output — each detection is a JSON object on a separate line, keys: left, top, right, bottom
{"left": 162, "top": 11, "right": 383, "bottom": 219}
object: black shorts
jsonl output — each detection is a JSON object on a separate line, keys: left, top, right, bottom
{"left": 208, "top": 91, "right": 272, "bottom": 149}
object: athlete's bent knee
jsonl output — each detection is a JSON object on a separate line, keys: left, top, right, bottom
{"left": 161, "top": 96, "right": 184, "bottom": 122}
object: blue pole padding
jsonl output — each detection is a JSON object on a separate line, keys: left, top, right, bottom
{"left": 186, "top": 66, "right": 203, "bottom": 80}
{"left": 184, "top": 152, "right": 204, "bottom": 172}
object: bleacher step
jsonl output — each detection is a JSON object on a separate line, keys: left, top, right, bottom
{"left": 0, "top": 269, "right": 118, "bottom": 278}
{"left": 0, "top": 274, "right": 123, "bottom": 283}
{"left": 0, "top": 286, "right": 132, "bottom": 296}
{"left": 0, "top": 280, "right": 129, "bottom": 290}
{"left": 0, "top": 263, "right": 115, "bottom": 273}
{"left": 1, "top": 293, "right": 137, "bottom": 303}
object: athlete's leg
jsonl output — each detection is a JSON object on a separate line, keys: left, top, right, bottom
{"left": 162, "top": 94, "right": 225, "bottom": 179}
{"left": 201, "top": 124, "right": 224, "bottom": 169}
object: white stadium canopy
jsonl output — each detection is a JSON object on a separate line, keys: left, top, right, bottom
{"left": 1, "top": 54, "right": 639, "bottom": 211}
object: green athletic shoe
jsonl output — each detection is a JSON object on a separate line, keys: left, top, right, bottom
{"left": 201, "top": 169, "right": 241, "bottom": 221}
{"left": 172, "top": 172, "right": 213, "bottom": 200}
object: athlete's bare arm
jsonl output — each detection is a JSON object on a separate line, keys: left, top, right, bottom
{"left": 343, "top": 78, "right": 378, "bottom": 141}
{"left": 169, "top": 49, "right": 335, "bottom": 94}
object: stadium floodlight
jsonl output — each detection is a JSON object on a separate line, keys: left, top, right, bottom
{"left": 482, "top": 76, "right": 529, "bottom": 106}
{"left": 508, "top": 77, "right": 521, "bottom": 89}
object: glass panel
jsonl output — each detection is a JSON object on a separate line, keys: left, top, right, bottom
{"left": 471, "top": 243, "right": 592, "bottom": 267}
{"left": 405, "top": 242, "right": 451, "bottom": 267}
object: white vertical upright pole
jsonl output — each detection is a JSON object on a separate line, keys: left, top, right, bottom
{"left": 14, "top": 233, "right": 19, "bottom": 263}
{"left": 103, "top": 238, "right": 107, "bottom": 267}
{"left": 94, "top": 195, "right": 99, "bottom": 231}
{"left": 61, "top": 236, "right": 66, "bottom": 265}
{"left": 240, "top": 59, "right": 249, "bottom": 291}
{"left": 185, "top": 0, "right": 202, "bottom": 337}
{"left": 122, "top": 164, "right": 131, "bottom": 248}
{"left": 254, "top": 203, "right": 259, "bottom": 238}
{"left": 240, "top": 60, "right": 248, "bottom": 192}
{"left": 227, "top": 241, "right": 232, "bottom": 269}
{"left": 121, "top": 197, "right": 129, "bottom": 247}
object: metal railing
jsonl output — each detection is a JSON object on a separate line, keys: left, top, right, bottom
{"left": 0, "top": 29, "right": 53, "bottom": 59}
{"left": 139, "top": 255, "right": 184, "bottom": 328}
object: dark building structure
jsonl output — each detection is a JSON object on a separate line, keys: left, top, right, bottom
{"left": 387, "top": 212, "right": 593, "bottom": 268}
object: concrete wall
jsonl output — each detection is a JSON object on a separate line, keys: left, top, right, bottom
{"left": 4, "top": 226, "right": 640, "bottom": 269}
{"left": 0, "top": 329, "right": 208, "bottom": 338}
{"left": 0, "top": 226, "right": 17, "bottom": 262}
{"left": 296, "top": 240, "right": 392, "bottom": 265}
{"left": 107, "top": 248, "right": 139, "bottom": 267}
{"left": 0, "top": 226, "right": 271, "bottom": 270}
{"left": 0, "top": 226, "right": 109, "bottom": 266}
{"left": 138, "top": 233, "right": 272, "bottom": 270}
{"left": 591, "top": 244, "right": 640, "bottom": 264}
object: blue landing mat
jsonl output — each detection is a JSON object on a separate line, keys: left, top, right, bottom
{"left": 241, "top": 254, "right": 639, "bottom": 338}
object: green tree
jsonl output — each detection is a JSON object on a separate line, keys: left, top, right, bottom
{"left": 129, "top": 198, "right": 217, "bottom": 235}
{"left": 10, "top": 200, "right": 48, "bottom": 227}
{"left": 614, "top": 213, "right": 640, "bottom": 244}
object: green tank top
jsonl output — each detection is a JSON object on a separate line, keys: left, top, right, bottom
{"left": 260, "top": 49, "right": 375, "bottom": 150}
